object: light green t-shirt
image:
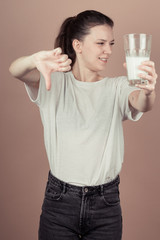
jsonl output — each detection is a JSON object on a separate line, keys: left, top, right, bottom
{"left": 25, "top": 71, "right": 142, "bottom": 186}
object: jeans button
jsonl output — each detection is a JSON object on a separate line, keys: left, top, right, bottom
{"left": 84, "top": 187, "right": 88, "bottom": 193}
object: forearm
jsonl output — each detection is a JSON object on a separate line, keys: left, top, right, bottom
{"left": 9, "top": 48, "right": 72, "bottom": 90}
{"left": 129, "top": 89, "right": 156, "bottom": 112}
{"left": 9, "top": 54, "right": 41, "bottom": 87}
{"left": 9, "top": 54, "right": 36, "bottom": 78}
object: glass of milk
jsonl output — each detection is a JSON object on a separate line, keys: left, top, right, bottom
{"left": 124, "top": 33, "right": 152, "bottom": 86}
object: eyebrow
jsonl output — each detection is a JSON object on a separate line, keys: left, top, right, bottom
{"left": 97, "top": 39, "right": 115, "bottom": 43}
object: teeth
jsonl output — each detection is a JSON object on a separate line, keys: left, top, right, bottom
{"left": 99, "top": 58, "right": 107, "bottom": 61}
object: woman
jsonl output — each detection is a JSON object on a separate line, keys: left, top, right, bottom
{"left": 9, "top": 10, "right": 157, "bottom": 240}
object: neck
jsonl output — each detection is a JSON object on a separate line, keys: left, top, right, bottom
{"left": 72, "top": 61, "right": 103, "bottom": 82}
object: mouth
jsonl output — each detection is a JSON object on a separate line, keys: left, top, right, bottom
{"left": 98, "top": 57, "right": 108, "bottom": 63}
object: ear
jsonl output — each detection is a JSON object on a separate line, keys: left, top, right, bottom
{"left": 72, "top": 39, "right": 82, "bottom": 53}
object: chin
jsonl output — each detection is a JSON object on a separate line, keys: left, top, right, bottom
{"left": 95, "top": 66, "right": 106, "bottom": 72}
{"left": 96, "top": 62, "right": 108, "bottom": 71}
{"left": 88, "top": 63, "right": 107, "bottom": 72}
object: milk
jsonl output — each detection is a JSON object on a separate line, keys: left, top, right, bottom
{"left": 126, "top": 56, "right": 149, "bottom": 85}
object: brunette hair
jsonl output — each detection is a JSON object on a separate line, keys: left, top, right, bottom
{"left": 54, "top": 10, "right": 114, "bottom": 67}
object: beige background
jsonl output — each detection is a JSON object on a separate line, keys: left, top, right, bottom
{"left": 1, "top": 0, "right": 160, "bottom": 239}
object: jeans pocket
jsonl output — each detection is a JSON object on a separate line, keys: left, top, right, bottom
{"left": 102, "top": 185, "right": 120, "bottom": 207}
{"left": 45, "top": 182, "right": 63, "bottom": 201}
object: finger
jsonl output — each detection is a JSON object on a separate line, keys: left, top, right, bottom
{"left": 141, "top": 60, "right": 155, "bottom": 68}
{"left": 155, "top": 73, "right": 158, "bottom": 80}
{"left": 58, "top": 58, "right": 72, "bottom": 67}
{"left": 55, "top": 54, "right": 69, "bottom": 63}
{"left": 53, "top": 47, "right": 62, "bottom": 56}
{"left": 57, "top": 65, "right": 72, "bottom": 72}
{"left": 123, "top": 62, "right": 127, "bottom": 69}
{"left": 135, "top": 84, "right": 155, "bottom": 92}
{"left": 138, "top": 65, "right": 154, "bottom": 76}
{"left": 43, "top": 72, "right": 52, "bottom": 90}
{"left": 138, "top": 73, "right": 154, "bottom": 83}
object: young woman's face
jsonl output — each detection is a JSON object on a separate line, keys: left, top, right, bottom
{"left": 79, "top": 24, "right": 114, "bottom": 72}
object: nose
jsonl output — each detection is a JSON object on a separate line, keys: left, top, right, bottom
{"left": 104, "top": 44, "right": 112, "bottom": 56}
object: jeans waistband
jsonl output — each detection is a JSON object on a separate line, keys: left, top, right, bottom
{"left": 48, "top": 171, "right": 120, "bottom": 195}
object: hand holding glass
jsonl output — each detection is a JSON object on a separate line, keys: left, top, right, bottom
{"left": 124, "top": 33, "right": 152, "bottom": 86}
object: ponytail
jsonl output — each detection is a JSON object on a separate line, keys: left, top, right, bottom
{"left": 54, "top": 17, "right": 76, "bottom": 67}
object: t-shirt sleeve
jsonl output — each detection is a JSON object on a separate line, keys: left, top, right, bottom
{"left": 24, "top": 73, "right": 47, "bottom": 107}
{"left": 118, "top": 76, "right": 143, "bottom": 121}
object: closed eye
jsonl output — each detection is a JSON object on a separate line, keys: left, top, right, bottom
{"left": 97, "top": 42, "right": 115, "bottom": 46}
{"left": 97, "top": 42, "right": 104, "bottom": 45}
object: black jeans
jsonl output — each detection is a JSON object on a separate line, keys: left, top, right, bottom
{"left": 39, "top": 171, "right": 122, "bottom": 240}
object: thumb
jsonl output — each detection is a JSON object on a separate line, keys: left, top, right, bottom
{"left": 43, "top": 72, "right": 51, "bottom": 91}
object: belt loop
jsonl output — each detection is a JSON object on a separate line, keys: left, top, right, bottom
{"left": 63, "top": 183, "right": 66, "bottom": 194}
{"left": 100, "top": 185, "right": 103, "bottom": 196}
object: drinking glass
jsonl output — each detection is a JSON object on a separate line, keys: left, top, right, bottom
{"left": 124, "top": 33, "right": 152, "bottom": 86}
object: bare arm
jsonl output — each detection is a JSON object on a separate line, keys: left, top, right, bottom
{"left": 128, "top": 61, "right": 157, "bottom": 112}
{"left": 9, "top": 55, "right": 40, "bottom": 88}
{"left": 129, "top": 89, "right": 156, "bottom": 112}
{"left": 9, "top": 48, "right": 72, "bottom": 90}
